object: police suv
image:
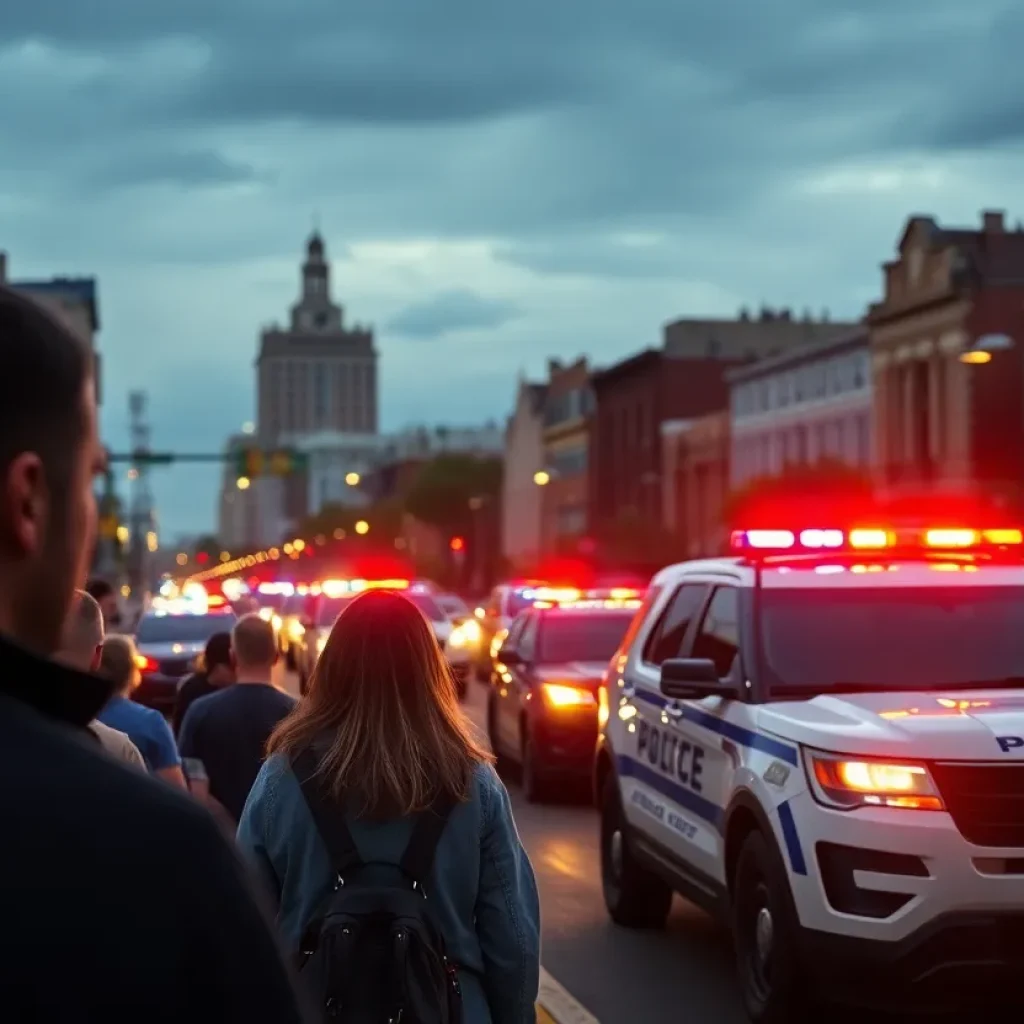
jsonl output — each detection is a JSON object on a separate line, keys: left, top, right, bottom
{"left": 595, "top": 521, "right": 1024, "bottom": 1021}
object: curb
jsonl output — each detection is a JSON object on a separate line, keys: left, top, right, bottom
{"left": 537, "top": 967, "right": 600, "bottom": 1024}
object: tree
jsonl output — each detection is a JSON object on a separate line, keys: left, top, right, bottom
{"left": 724, "top": 460, "right": 874, "bottom": 528}
{"left": 404, "top": 454, "right": 503, "bottom": 536}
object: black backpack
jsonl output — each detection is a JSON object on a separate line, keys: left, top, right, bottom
{"left": 292, "top": 750, "right": 464, "bottom": 1024}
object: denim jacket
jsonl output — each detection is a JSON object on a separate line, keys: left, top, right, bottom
{"left": 237, "top": 755, "right": 541, "bottom": 1024}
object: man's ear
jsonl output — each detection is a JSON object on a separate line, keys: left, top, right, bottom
{"left": 89, "top": 644, "right": 103, "bottom": 673}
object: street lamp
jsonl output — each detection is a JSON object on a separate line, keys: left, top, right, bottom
{"left": 237, "top": 476, "right": 251, "bottom": 490}
{"left": 533, "top": 470, "right": 551, "bottom": 486}
{"left": 345, "top": 472, "right": 361, "bottom": 486}
{"left": 959, "top": 333, "right": 1014, "bottom": 365}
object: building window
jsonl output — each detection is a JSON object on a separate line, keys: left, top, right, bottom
{"left": 853, "top": 352, "right": 867, "bottom": 389}
{"left": 314, "top": 363, "right": 328, "bottom": 427}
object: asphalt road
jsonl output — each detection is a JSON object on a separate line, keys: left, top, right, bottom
{"left": 458, "top": 676, "right": 749, "bottom": 1024}
{"left": 276, "top": 665, "right": 966, "bottom": 1023}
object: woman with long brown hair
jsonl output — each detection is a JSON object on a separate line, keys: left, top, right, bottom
{"left": 237, "top": 588, "right": 540, "bottom": 1024}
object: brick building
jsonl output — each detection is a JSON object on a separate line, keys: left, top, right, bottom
{"left": 868, "top": 210, "right": 1024, "bottom": 502}
{"left": 728, "top": 328, "right": 871, "bottom": 488}
{"left": 539, "top": 358, "right": 592, "bottom": 554}
{"left": 501, "top": 378, "right": 547, "bottom": 571}
{"left": 662, "top": 411, "right": 731, "bottom": 559}
{"left": 664, "top": 306, "right": 856, "bottom": 360}
{"left": 589, "top": 351, "right": 739, "bottom": 565}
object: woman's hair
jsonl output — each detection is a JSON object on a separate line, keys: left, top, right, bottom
{"left": 98, "top": 634, "right": 139, "bottom": 693}
{"left": 268, "top": 589, "right": 492, "bottom": 816}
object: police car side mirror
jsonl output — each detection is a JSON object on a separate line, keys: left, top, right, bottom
{"left": 659, "top": 658, "right": 735, "bottom": 700}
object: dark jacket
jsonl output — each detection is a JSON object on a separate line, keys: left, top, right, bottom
{"left": 0, "top": 633, "right": 310, "bottom": 1022}
{"left": 173, "top": 670, "right": 213, "bottom": 737}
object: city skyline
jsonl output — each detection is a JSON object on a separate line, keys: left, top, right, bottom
{"left": 3, "top": 0, "right": 1020, "bottom": 534}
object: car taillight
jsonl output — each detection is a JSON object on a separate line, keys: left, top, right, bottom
{"left": 135, "top": 655, "right": 158, "bottom": 673}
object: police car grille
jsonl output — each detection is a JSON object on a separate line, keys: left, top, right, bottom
{"left": 158, "top": 659, "right": 190, "bottom": 677}
{"left": 930, "top": 762, "right": 1024, "bottom": 848}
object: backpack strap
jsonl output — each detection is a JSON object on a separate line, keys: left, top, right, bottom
{"left": 399, "top": 789, "right": 458, "bottom": 888}
{"left": 292, "top": 748, "right": 364, "bottom": 879}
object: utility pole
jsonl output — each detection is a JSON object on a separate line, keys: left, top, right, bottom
{"left": 126, "top": 391, "right": 157, "bottom": 603}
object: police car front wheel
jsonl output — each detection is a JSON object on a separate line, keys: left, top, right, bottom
{"left": 599, "top": 775, "right": 672, "bottom": 929}
{"left": 731, "top": 829, "right": 812, "bottom": 1024}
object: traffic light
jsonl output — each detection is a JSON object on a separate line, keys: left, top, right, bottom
{"left": 234, "top": 448, "right": 308, "bottom": 479}
{"left": 235, "top": 448, "right": 265, "bottom": 480}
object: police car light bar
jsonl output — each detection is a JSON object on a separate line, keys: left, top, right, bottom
{"left": 730, "top": 526, "right": 1024, "bottom": 554}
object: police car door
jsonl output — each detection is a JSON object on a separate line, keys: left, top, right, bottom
{"left": 622, "top": 581, "right": 711, "bottom": 859}
{"left": 495, "top": 612, "right": 534, "bottom": 754}
{"left": 664, "top": 582, "right": 744, "bottom": 883}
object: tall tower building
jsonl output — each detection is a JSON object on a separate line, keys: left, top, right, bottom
{"left": 257, "top": 233, "right": 378, "bottom": 440}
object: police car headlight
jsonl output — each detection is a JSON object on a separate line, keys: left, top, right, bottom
{"left": 805, "top": 750, "right": 944, "bottom": 812}
{"left": 541, "top": 682, "right": 596, "bottom": 708}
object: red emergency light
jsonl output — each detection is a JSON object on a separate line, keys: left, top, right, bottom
{"left": 730, "top": 525, "right": 1024, "bottom": 554}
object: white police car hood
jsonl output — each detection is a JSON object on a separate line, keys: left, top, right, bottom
{"left": 758, "top": 689, "right": 1024, "bottom": 761}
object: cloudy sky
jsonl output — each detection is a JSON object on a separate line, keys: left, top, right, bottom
{"left": 3, "top": 0, "right": 1021, "bottom": 535}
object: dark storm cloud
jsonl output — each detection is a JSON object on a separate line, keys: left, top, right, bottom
{"left": 81, "top": 148, "right": 263, "bottom": 191}
{"left": 387, "top": 290, "right": 521, "bottom": 339}
{"left": 2, "top": 0, "right": 1016, "bottom": 240}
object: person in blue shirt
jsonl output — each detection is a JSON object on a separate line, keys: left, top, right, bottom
{"left": 97, "top": 635, "right": 186, "bottom": 788}
{"left": 238, "top": 588, "right": 541, "bottom": 1024}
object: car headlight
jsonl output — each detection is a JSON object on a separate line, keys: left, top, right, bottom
{"left": 804, "top": 749, "right": 944, "bottom": 811}
{"left": 541, "top": 682, "right": 596, "bottom": 708}
{"left": 489, "top": 628, "right": 508, "bottom": 660}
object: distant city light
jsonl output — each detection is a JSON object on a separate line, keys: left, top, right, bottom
{"left": 220, "top": 551, "right": 231, "bottom": 563}
{"left": 293, "top": 538, "right": 306, "bottom": 552}
{"left": 355, "top": 520, "right": 370, "bottom": 536}
{"left": 345, "top": 472, "right": 361, "bottom": 486}
{"left": 175, "top": 552, "right": 188, "bottom": 566}
{"left": 116, "top": 525, "right": 130, "bottom": 544}
{"left": 333, "top": 528, "right": 346, "bottom": 540}
{"left": 236, "top": 476, "right": 251, "bottom": 490}
{"left": 242, "top": 421, "right": 256, "bottom": 434}
{"left": 533, "top": 470, "right": 551, "bottom": 486}
{"left": 959, "top": 350, "right": 992, "bottom": 365}
{"left": 146, "top": 530, "right": 159, "bottom": 553}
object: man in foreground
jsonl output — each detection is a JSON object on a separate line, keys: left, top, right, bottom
{"left": 0, "top": 284, "right": 309, "bottom": 1021}
{"left": 56, "top": 588, "right": 143, "bottom": 768}
{"left": 180, "top": 614, "right": 295, "bottom": 823}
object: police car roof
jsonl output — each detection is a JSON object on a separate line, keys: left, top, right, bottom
{"left": 652, "top": 554, "right": 1024, "bottom": 590}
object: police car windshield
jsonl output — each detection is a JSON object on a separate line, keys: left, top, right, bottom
{"left": 136, "top": 614, "right": 236, "bottom": 644}
{"left": 408, "top": 592, "right": 446, "bottom": 623}
{"left": 438, "top": 594, "right": 469, "bottom": 619}
{"left": 761, "top": 586, "right": 1024, "bottom": 693}
{"left": 537, "top": 612, "right": 633, "bottom": 665}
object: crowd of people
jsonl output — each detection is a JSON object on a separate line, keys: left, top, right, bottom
{"left": 0, "top": 282, "right": 540, "bottom": 1022}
